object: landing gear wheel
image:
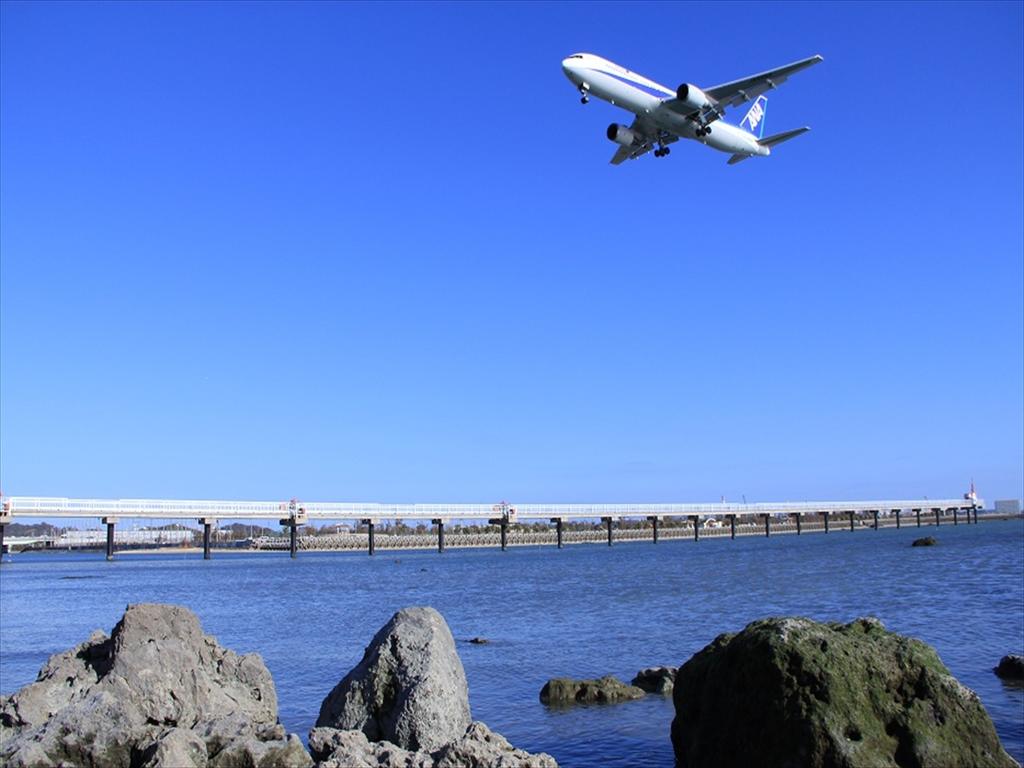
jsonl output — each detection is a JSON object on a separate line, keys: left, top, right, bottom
{"left": 580, "top": 95, "right": 589, "bottom": 104}
{"left": 705, "top": 126, "right": 712, "bottom": 135}
{"left": 663, "top": 147, "right": 671, "bottom": 155}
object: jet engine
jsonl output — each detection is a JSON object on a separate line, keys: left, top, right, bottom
{"left": 606, "top": 123, "right": 639, "bottom": 147}
{"left": 675, "top": 83, "right": 712, "bottom": 111}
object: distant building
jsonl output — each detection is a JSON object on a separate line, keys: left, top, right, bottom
{"left": 994, "top": 499, "right": 1021, "bottom": 515}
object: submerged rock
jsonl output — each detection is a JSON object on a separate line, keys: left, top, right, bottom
{"left": 539, "top": 675, "right": 645, "bottom": 705}
{"left": 912, "top": 536, "right": 938, "bottom": 546}
{"left": 995, "top": 654, "right": 1024, "bottom": 681}
{"left": 313, "top": 606, "right": 555, "bottom": 766}
{"left": 631, "top": 666, "right": 677, "bottom": 694}
{"left": 671, "top": 616, "right": 1018, "bottom": 768}
{"left": 0, "top": 603, "right": 310, "bottom": 768}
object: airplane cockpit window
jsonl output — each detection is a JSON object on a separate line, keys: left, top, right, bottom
{"left": 570, "top": 54, "right": 584, "bottom": 59}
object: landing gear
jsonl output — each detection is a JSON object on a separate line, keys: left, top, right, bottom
{"left": 579, "top": 84, "right": 589, "bottom": 104}
{"left": 695, "top": 126, "right": 713, "bottom": 138}
{"left": 654, "top": 146, "right": 671, "bottom": 158}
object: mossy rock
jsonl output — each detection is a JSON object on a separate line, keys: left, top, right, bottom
{"left": 671, "top": 616, "right": 1017, "bottom": 768}
{"left": 539, "top": 675, "right": 645, "bottom": 706}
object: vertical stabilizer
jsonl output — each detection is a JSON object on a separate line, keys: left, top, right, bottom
{"left": 739, "top": 95, "right": 768, "bottom": 139}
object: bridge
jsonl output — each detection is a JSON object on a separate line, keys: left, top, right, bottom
{"left": 0, "top": 495, "right": 983, "bottom": 561}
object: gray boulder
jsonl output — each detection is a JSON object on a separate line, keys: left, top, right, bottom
{"left": 671, "top": 616, "right": 1018, "bottom": 768}
{"left": 0, "top": 603, "right": 310, "bottom": 768}
{"left": 995, "top": 654, "right": 1024, "bottom": 681}
{"left": 912, "top": 536, "right": 938, "bottom": 546}
{"left": 316, "top": 607, "right": 472, "bottom": 752}
{"left": 309, "top": 722, "right": 557, "bottom": 768}
{"left": 631, "top": 666, "right": 677, "bottom": 694}
{"left": 311, "top": 606, "right": 556, "bottom": 766}
{"left": 539, "top": 675, "right": 645, "bottom": 705}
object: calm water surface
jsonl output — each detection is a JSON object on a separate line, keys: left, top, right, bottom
{"left": 2, "top": 520, "right": 1022, "bottom": 766}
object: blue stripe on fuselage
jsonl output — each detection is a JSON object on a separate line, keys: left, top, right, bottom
{"left": 592, "top": 70, "right": 672, "bottom": 101}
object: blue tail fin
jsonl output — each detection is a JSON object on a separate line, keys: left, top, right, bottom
{"left": 739, "top": 95, "right": 768, "bottom": 139}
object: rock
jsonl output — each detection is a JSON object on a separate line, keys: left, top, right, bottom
{"left": 539, "top": 675, "right": 645, "bottom": 705}
{"left": 994, "top": 654, "right": 1024, "bottom": 681}
{"left": 467, "top": 637, "right": 490, "bottom": 645}
{"left": 671, "top": 616, "right": 1018, "bottom": 768}
{"left": 312, "top": 607, "right": 555, "bottom": 766}
{"left": 139, "top": 728, "right": 209, "bottom": 768}
{"left": 309, "top": 722, "right": 557, "bottom": 768}
{"left": 631, "top": 666, "right": 677, "bottom": 694}
{"left": 0, "top": 603, "right": 310, "bottom": 768}
{"left": 912, "top": 536, "right": 938, "bottom": 546}
{"left": 316, "top": 606, "right": 472, "bottom": 752}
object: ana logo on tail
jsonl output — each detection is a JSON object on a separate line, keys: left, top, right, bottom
{"left": 740, "top": 95, "right": 768, "bottom": 139}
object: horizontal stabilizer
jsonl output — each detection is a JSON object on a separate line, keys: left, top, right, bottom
{"left": 758, "top": 126, "right": 810, "bottom": 148}
{"left": 727, "top": 153, "right": 751, "bottom": 165}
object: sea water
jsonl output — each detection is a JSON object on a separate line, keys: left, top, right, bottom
{"left": 2, "top": 520, "right": 1022, "bottom": 767}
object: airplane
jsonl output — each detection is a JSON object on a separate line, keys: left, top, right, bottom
{"left": 561, "top": 53, "right": 823, "bottom": 165}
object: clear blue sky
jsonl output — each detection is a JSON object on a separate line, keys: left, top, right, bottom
{"left": 1, "top": 1, "right": 1021, "bottom": 505}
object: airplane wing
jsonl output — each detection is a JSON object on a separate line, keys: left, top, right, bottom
{"left": 609, "top": 115, "right": 677, "bottom": 165}
{"left": 703, "top": 55, "right": 823, "bottom": 111}
{"left": 661, "top": 54, "right": 823, "bottom": 126}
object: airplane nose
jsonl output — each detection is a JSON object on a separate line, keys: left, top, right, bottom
{"left": 562, "top": 58, "right": 579, "bottom": 81}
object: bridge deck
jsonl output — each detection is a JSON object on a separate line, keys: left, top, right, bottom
{"left": 2, "top": 496, "right": 982, "bottom": 523}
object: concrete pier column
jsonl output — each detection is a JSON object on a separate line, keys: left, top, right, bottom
{"left": 763, "top": 514, "right": 771, "bottom": 537}
{"left": 848, "top": 511, "right": 855, "bottom": 532}
{"left": 103, "top": 517, "right": 116, "bottom": 561}
{"left": 823, "top": 512, "right": 830, "bottom": 533}
{"left": 974, "top": 507, "right": 979, "bottom": 524}
{"left": 551, "top": 518, "right": 563, "bottom": 549}
{"left": 915, "top": 508, "right": 921, "bottom": 527}
{"left": 872, "top": 510, "right": 879, "bottom": 530}
{"left": 690, "top": 515, "right": 700, "bottom": 541}
{"left": 648, "top": 516, "right": 659, "bottom": 544}
{"left": 364, "top": 520, "right": 376, "bottom": 556}
{"left": 953, "top": 508, "right": 958, "bottom": 525}
{"left": 794, "top": 514, "right": 802, "bottom": 535}
{"left": 433, "top": 519, "right": 446, "bottom": 552}
{"left": 201, "top": 519, "right": 212, "bottom": 560}
{"left": 0, "top": 521, "right": 6, "bottom": 561}
{"left": 729, "top": 515, "right": 736, "bottom": 539}
{"left": 603, "top": 517, "right": 614, "bottom": 546}
{"left": 500, "top": 520, "right": 508, "bottom": 551}
{"left": 933, "top": 508, "right": 940, "bottom": 526}
{"left": 894, "top": 509, "right": 901, "bottom": 529}
{"left": 289, "top": 524, "right": 297, "bottom": 558}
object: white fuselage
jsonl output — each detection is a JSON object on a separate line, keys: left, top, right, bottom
{"left": 561, "top": 53, "right": 769, "bottom": 158}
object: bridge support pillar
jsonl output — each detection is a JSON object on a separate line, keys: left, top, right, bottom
{"left": 648, "top": 516, "right": 659, "bottom": 544}
{"left": 794, "top": 514, "right": 802, "bottom": 535}
{"left": 200, "top": 519, "right": 212, "bottom": 560}
{"left": 364, "top": 520, "right": 376, "bottom": 556}
{"left": 690, "top": 515, "right": 700, "bottom": 541}
{"left": 500, "top": 520, "right": 508, "bottom": 551}
{"left": 974, "top": 507, "right": 979, "bottom": 524}
{"left": 103, "top": 517, "right": 116, "bottom": 561}
{"left": 953, "top": 508, "right": 958, "bottom": 525}
{"left": 603, "top": 517, "right": 614, "bottom": 546}
{"left": 551, "top": 518, "right": 563, "bottom": 549}
{"left": 894, "top": 509, "right": 901, "bottom": 529}
{"left": 823, "top": 512, "right": 830, "bottom": 533}
{"left": 872, "top": 510, "right": 879, "bottom": 530}
{"left": 289, "top": 524, "right": 297, "bottom": 558}
{"left": 0, "top": 521, "right": 6, "bottom": 561}
{"left": 762, "top": 514, "right": 771, "bottom": 537}
{"left": 915, "top": 509, "right": 921, "bottom": 527}
{"left": 846, "top": 511, "right": 854, "bottom": 532}
{"left": 433, "top": 519, "right": 446, "bottom": 553}
{"left": 729, "top": 515, "right": 736, "bottom": 539}
{"left": 933, "top": 508, "right": 941, "bottom": 526}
